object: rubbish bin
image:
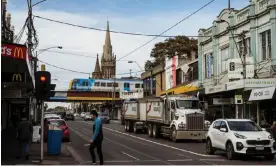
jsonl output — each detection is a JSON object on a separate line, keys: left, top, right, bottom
{"left": 47, "top": 125, "right": 63, "bottom": 155}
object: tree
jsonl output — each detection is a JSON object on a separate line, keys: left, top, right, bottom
{"left": 145, "top": 35, "right": 198, "bottom": 71}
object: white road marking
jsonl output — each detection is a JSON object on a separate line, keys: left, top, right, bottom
{"left": 121, "top": 151, "right": 139, "bottom": 160}
{"left": 111, "top": 132, "right": 152, "bottom": 147}
{"left": 167, "top": 159, "right": 193, "bottom": 161}
{"left": 200, "top": 159, "right": 226, "bottom": 161}
{"left": 105, "top": 137, "right": 170, "bottom": 165}
{"left": 105, "top": 160, "right": 133, "bottom": 163}
{"left": 84, "top": 144, "right": 90, "bottom": 146}
{"left": 102, "top": 125, "right": 216, "bottom": 157}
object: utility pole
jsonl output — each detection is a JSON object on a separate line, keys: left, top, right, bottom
{"left": 228, "top": 0, "right": 231, "bottom": 10}
{"left": 239, "top": 30, "right": 247, "bottom": 118}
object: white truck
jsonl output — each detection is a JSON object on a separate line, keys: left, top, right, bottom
{"left": 123, "top": 95, "right": 208, "bottom": 142}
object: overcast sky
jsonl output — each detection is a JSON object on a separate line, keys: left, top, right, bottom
{"left": 7, "top": 0, "right": 249, "bottom": 108}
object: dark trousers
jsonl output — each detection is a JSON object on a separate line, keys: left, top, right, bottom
{"left": 89, "top": 141, "right": 103, "bottom": 165}
{"left": 18, "top": 140, "right": 31, "bottom": 157}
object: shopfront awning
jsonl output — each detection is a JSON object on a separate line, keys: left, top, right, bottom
{"left": 160, "top": 81, "right": 199, "bottom": 96}
{"left": 248, "top": 87, "right": 276, "bottom": 101}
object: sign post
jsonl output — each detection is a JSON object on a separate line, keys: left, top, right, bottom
{"left": 40, "top": 101, "right": 44, "bottom": 161}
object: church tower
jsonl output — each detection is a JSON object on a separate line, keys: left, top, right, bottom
{"left": 101, "top": 21, "right": 116, "bottom": 79}
{"left": 91, "top": 54, "right": 102, "bottom": 79}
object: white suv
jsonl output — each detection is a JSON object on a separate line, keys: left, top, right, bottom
{"left": 206, "top": 119, "right": 276, "bottom": 160}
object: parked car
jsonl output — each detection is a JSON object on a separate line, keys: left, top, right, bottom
{"left": 99, "top": 112, "right": 110, "bottom": 124}
{"left": 80, "top": 112, "right": 86, "bottom": 118}
{"left": 65, "top": 114, "right": 74, "bottom": 121}
{"left": 44, "top": 119, "right": 70, "bottom": 142}
{"left": 206, "top": 119, "right": 276, "bottom": 160}
{"left": 84, "top": 114, "right": 92, "bottom": 121}
{"left": 73, "top": 113, "right": 79, "bottom": 117}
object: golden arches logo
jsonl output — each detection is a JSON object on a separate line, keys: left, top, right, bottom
{"left": 13, "top": 47, "right": 24, "bottom": 59}
{"left": 12, "top": 74, "right": 22, "bottom": 82}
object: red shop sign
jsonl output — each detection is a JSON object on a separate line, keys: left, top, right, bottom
{"left": 1, "top": 43, "right": 29, "bottom": 60}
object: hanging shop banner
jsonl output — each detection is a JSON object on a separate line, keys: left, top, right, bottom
{"left": 248, "top": 87, "right": 276, "bottom": 101}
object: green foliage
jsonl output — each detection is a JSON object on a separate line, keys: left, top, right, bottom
{"left": 145, "top": 35, "right": 198, "bottom": 71}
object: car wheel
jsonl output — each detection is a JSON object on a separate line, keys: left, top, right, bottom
{"left": 226, "top": 142, "right": 236, "bottom": 160}
{"left": 170, "top": 126, "right": 177, "bottom": 142}
{"left": 264, "top": 154, "right": 274, "bottom": 161}
{"left": 206, "top": 138, "right": 214, "bottom": 155}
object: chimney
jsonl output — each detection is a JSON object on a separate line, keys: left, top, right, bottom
{"left": 6, "top": 12, "right": 11, "bottom": 29}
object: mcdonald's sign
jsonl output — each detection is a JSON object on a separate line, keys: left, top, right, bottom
{"left": 13, "top": 47, "right": 24, "bottom": 59}
{"left": 12, "top": 74, "right": 22, "bottom": 82}
{"left": 1, "top": 43, "right": 27, "bottom": 60}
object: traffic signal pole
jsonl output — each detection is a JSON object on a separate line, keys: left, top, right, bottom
{"left": 40, "top": 101, "right": 44, "bottom": 161}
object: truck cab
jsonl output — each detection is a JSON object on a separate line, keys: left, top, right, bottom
{"left": 162, "top": 95, "right": 208, "bottom": 142}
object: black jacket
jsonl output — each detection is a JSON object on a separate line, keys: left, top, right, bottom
{"left": 17, "top": 120, "right": 33, "bottom": 141}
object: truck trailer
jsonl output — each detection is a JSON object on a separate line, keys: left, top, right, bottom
{"left": 122, "top": 95, "right": 208, "bottom": 142}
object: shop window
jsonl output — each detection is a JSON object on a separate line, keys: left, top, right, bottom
{"left": 135, "top": 84, "right": 140, "bottom": 88}
{"left": 101, "top": 82, "right": 106, "bottom": 87}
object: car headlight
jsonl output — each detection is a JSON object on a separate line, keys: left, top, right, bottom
{"left": 268, "top": 135, "right": 273, "bottom": 139}
{"left": 234, "top": 133, "right": 247, "bottom": 139}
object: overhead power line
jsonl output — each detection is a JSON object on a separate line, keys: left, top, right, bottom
{"left": 38, "top": 59, "right": 144, "bottom": 75}
{"left": 116, "top": 0, "right": 215, "bottom": 61}
{"left": 33, "top": 15, "right": 211, "bottom": 38}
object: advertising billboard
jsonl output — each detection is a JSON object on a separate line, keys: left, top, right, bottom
{"left": 1, "top": 43, "right": 28, "bottom": 60}
{"left": 165, "top": 56, "right": 178, "bottom": 90}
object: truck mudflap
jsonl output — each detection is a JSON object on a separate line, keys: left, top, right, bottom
{"left": 175, "top": 130, "right": 207, "bottom": 140}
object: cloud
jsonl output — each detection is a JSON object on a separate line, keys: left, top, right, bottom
{"left": 8, "top": 1, "right": 247, "bottom": 108}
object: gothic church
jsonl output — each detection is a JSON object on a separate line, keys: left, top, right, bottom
{"left": 92, "top": 21, "right": 116, "bottom": 79}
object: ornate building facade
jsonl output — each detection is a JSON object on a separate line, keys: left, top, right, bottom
{"left": 92, "top": 21, "right": 116, "bottom": 79}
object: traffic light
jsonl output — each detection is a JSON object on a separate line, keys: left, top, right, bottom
{"left": 35, "top": 71, "right": 56, "bottom": 100}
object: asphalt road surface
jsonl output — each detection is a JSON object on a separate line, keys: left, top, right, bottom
{"left": 66, "top": 118, "right": 276, "bottom": 165}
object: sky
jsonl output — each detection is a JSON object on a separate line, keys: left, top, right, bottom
{"left": 7, "top": 0, "right": 249, "bottom": 108}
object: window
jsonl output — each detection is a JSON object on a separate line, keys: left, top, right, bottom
{"left": 213, "top": 121, "right": 222, "bottom": 130}
{"left": 100, "top": 82, "right": 106, "bottom": 87}
{"left": 82, "top": 81, "right": 88, "bottom": 86}
{"left": 124, "top": 83, "right": 130, "bottom": 88}
{"left": 238, "top": 38, "right": 251, "bottom": 57}
{"left": 94, "top": 82, "right": 100, "bottom": 86}
{"left": 107, "top": 83, "right": 113, "bottom": 87}
{"left": 141, "top": 84, "right": 143, "bottom": 88}
{"left": 135, "top": 84, "right": 140, "bottom": 88}
{"left": 228, "top": 121, "right": 262, "bottom": 131}
{"left": 220, "top": 121, "right": 228, "bottom": 129}
{"left": 205, "top": 53, "right": 213, "bottom": 78}
{"left": 220, "top": 47, "right": 229, "bottom": 72}
{"left": 176, "top": 69, "right": 182, "bottom": 85}
{"left": 114, "top": 83, "right": 118, "bottom": 87}
{"left": 260, "top": 30, "right": 271, "bottom": 60}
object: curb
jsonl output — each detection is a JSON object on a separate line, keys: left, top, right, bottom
{"left": 66, "top": 145, "right": 82, "bottom": 164}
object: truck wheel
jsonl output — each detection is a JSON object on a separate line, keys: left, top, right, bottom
{"left": 129, "top": 122, "right": 133, "bottom": 132}
{"left": 152, "top": 125, "right": 158, "bottom": 138}
{"left": 170, "top": 126, "right": 177, "bottom": 142}
{"left": 133, "top": 123, "right": 138, "bottom": 134}
{"left": 148, "top": 124, "right": 153, "bottom": 137}
{"left": 125, "top": 121, "right": 128, "bottom": 132}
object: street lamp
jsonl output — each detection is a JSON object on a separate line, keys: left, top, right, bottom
{"left": 34, "top": 46, "right": 62, "bottom": 72}
{"left": 128, "top": 61, "right": 143, "bottom": 71}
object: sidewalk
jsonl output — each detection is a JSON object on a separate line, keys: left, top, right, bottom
{"left": 1, "top": 127, "right": 78, "bottom": 165}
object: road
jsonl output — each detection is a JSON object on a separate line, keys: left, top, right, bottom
{"left": 66, "top": 118, "right": 276, "bottom": 165}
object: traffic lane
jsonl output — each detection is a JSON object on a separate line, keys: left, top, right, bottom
{"left": 67, "top": 121, "right": 166, "bottom": 165}
{"left": 74, "top": 121, "right": 216, "bottom": 165}
{"left": 102, "top": 121, "right": 207, "bottom": 154}
{"left": 81, "top": 121, "right": 276, "bottom": 165}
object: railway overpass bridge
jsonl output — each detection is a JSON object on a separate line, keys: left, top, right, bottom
{"left": 47, "top": 90, "right": 121, "bottom": 102}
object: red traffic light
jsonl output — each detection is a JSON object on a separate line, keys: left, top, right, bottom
{"left": 40, "top": 76, "right": 46, "bottom": 82}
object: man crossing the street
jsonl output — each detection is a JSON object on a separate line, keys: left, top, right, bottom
{"left": 89, "top": 111, "right": 104, "bottom": 165}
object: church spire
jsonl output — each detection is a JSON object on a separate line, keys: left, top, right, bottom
{"left": 103, "top": 20, "right": 112, "bottom": 61}
{"left": 105, "top": 20, "right": 111, "bottom": 46}
{"left": 92, "top": 54, "right": 101, "bottom": 78}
